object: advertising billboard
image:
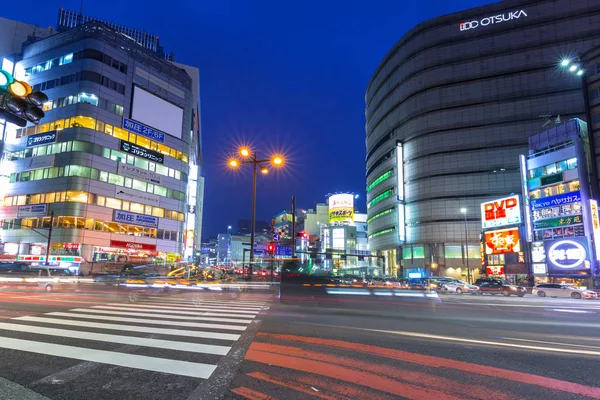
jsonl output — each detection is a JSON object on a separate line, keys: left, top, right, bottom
{"left": 328, "top": 194, "right": 354, "bottom": 223}
{"left": 481, "top": 195, "right": 521, "bottom": 229}
{"left": 590, "top": 200, "right": 600, "bottom": 261}
{"left": 131, "top": 86, "right": 183, "bottom": 139}
{"left": 484, "top": 228, "right": 520, "bottom": 255}
{"left": 486, "top": 266, "right": 505, "bottom": 275}
{"left": 544, "top": 237, "right": 590, "bottom": 274}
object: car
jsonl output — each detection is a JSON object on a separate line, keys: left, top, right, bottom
{"left": 442, "top": 280, "right": 479, "bottom": 294}
{"left": 474, "top": 278, "right": 526, "bottom": 297}
{"left": 532, "top": 283, "right": 598, "bottom": 300}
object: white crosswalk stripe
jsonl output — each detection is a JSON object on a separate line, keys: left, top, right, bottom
{"left": 1, "top": 297, "right": 268, "bottom": 379}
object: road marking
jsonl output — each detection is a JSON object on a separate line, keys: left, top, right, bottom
{"left": 136, "top": 301, "right": 264, "bottom": 310}
{"left": 106, "top": 303, "right": 260, "bottom": 315}
{"left": 14, "top": 316, "right": 240, "bottom": 341}
{"left": 497, "top": 337, "right": 600, "bottom": 350}
{"left": 0, "top": 322, "right": 231, "bottom": 355}
{"left": 75, "top": 308, "right": 253, "bottom": 324}
{"left": 44, "top": 312, "right": 247, "bottom": 331}
{"left": 92, "top": 305, "right": 255, "bottom": 319}
{"left": 0, "top": 336, "right": 217, "bottom": 379}
{"left": 361, "top": 328, "right": 600, "bottom": 356}
{"left": 545, "top": 308, "right": 595, "bottom": 314}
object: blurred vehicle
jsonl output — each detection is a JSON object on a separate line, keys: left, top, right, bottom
{"left": 532, "top": 283, "right": 598, "bottom": 299}
{"left": 0, "top": 262, "right": 30, "bottom": 271}
{"left": 441, "top": 280, "right": 479, "bottom": 294}
{"left": 93, "top": 265, "right": 159, "bottom": 286}
{"left": 475, "top": 278, "right": 526, "bottom": 297}
{"left": 0, "top": 266, "right": 76, "bottom": 292}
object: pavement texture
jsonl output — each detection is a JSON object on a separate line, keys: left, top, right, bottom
{"left": 0, "top": 287, "right": 599, "bottom": 399}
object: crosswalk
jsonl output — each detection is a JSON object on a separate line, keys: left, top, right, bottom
{"left": 0, "top": 296, "right": 267, "bottom": 379}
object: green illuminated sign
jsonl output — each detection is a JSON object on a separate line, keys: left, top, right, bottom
{"left": 533, "top": 215, "right": 582, "bottom": 229}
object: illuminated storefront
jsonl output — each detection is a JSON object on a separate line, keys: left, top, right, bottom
{"left": 522, "top": 119, "right": 597, "bottom": 288}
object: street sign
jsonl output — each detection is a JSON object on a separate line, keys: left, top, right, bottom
{"left": 273, "top": 233, "right": 281, "bottom": 242}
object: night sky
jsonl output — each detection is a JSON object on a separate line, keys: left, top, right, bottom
{"left": 6, "top": 0, "right": 488, "bottom": 238}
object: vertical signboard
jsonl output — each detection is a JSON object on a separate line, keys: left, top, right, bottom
{"left": 396, "top": 141, "right": 404, "bottom": 201}
{"left": 397, "top": 204, "right": 405, "bottom": 242}
{"left": 519, "top": 155, "right": 533, "bottom": 242}
{"left": 328, "top": 194, "right": 354, "bottom": 223}
{"left": 590, "top": 200, "right": 600, "bottom": 261}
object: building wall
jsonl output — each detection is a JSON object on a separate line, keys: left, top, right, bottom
{"left": 0, "top": 17, "right": 54, "bottom": 58}
{"left": 365, "top": 0, "right": 600, "bottom": 264}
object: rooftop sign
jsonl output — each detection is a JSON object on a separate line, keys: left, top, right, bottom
{"left": 460, "top": 10, "right": 527, "bottom": 32}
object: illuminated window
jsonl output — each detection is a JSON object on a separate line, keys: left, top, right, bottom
{"left": 136, "top": 135, "right": 150, "bottom": 149}
{"left": 105, "top": 198, "right": 122, "bottom": 209}
{"left": 104, "top": 221, "right": 119, "bottom": 232}
{"left": 17, "top": 195, "right": 27, "bottom": 205}
{"left": 59, "top": 53, "right": 73, "bottom": 65}
{"left": 152, "top": 208, "right": 164, "bottom": 218}
{"left": 77, "top": 92, "right": 98, "bottom": 106}
{"left": 84, "top": 219, "right": 94, "bottom": 230}
{"left": 66, "top": 191, "right": 88, "bottom": 203}
{"left": 42, "top": 101, "right": 53, "bottom": 111}
{"left": 132, "top": 180, "right": 146, "bottom": 192}
{"left": 113, "top": 126, "right": 129, "bottom": 140}
{"left": 73, "top": 116, "right": 96, "bottom": 130}
{"left": 157, "top": 143, "right": 170, "bottom": 156}
{"left": 108, "top": 173, "right": 124, "bottom": 186}
{"left": 130, "top": 202, "right": 144, "bottom": 214}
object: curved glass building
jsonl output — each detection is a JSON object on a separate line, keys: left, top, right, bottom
{"left": 365, "top": 0, "right": 600, "bottom": 278}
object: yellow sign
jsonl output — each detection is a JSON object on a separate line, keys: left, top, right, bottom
{"left": 328, "top": 194, "right": 354, "bottom": 223}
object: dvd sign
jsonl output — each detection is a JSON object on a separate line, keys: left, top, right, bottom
{"left": 459, "top": 10, "right": 528, "bottom": 32}
{"left": 481, "top": 195, "right": 521, "bottom": 229}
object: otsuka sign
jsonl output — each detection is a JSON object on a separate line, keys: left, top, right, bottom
{"left": 484, "top": 228, "right": 521, "bottom": 255}
{"left": 459, "top": 10, "right": 527, "bottom": 31}
{"left": 481, "top": 195, "right": 521, "bottom": 229}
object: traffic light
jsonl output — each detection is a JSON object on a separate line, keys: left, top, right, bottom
{"left": 0, "top": 68, "right": 47, "bottom": 127}
{"left": 267, "top": 243, "right": 275, "bottom": 254}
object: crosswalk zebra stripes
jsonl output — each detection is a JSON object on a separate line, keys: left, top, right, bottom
{"left": 0, "top": 297, "right": 267, "bottom": 379}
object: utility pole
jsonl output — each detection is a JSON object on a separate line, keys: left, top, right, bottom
{"left": 291, "top": 196, "right": 296, "bottom": 257}
{"left": 45, "top": 211, "right": 54, "bottom": 266}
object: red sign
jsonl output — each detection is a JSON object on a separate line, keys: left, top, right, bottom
{"left": 64, "top": 243, "right": 80, "bottom": 250}
{"left": 484, "top": 228, "right": 521, "bottom": 255}
{"left": 487, "top": 266, "right": 505, "bottom": 275}
{"left": 110, "top": 240, "right": 157, "bottom": 251}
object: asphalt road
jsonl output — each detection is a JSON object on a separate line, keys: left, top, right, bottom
{"left": 225, "top": 291, "right": 600, "bottom": 400}
{"left": 1, "top": 288, "right": 600, "bottom": 399}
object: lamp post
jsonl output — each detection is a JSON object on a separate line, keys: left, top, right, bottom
{"left": 460, "top": 208, "right": 471, "bottom": 283}
{"left": 228, "top": 148, "right": 284, "bottom": 279}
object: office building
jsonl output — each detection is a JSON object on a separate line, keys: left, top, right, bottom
{"left": 365, "top": 0, "right": 600, "bottom": 275}
{"left": 0, "top": 21, "right": 201, "bottom": 272}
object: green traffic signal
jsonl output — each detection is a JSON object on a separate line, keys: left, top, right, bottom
{"left": 0, "top": 69, "right": 14, "bottom": 89}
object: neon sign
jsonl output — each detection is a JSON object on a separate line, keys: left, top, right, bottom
{"left": 460, "top": 10, "right": 528, "bottom": 32}
{"left": 547, "top": 240, "right": 586, "bottom": 269}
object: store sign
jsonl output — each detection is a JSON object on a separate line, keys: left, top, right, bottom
{"left": 481, "top": 195, "right": 521, "bottom": 228}
{"left": 328, "top": 194, "right": 354, "bottom": 223}
{"left": 117, "top": 163, "right": 161, "bottom": 184}
{"left": 590, "top": 200, "right": 600, "bottom": 261}
{"left": 519, "top": 155, "right": 533, "bottom": 242}
{"left": 486, "top": 266, "right": 505, "bottom": 275}
{"left": 24, "top": 155, "right": 55, "bottom": 171}
{"left": 115, "top": 187, "right": 160, "bottom": 207}
{"left": 532, "top": 263, "right": 547, "bottom": 274}
{"left": 26, "top": 131, "right": 57, "bottom": 147}
{"left": 113, "top": 210, "right": 159, "bottom": 228}
{"left": 484, "top": 228, "right": 520, "bottom": 254}
{"left": 533, "top": 215, "right": 582, "bottom": 229}
{"left": 17, "top": 204, "right": 47, "bottom": 218}
{"left": 545, "top": 238, "right": 588, "bottom": 270}
{"left": 459, "top": 9, "right": 527, "bottom": 32}
{"left": 120, "top": 141, "right": 164, "bottom": 164}
{"left": 110, "top": 240, "right": 157, "bottom": 251}
{"left": 531, "top": 241, "right": 545, "bottom": 263}
{"left": 530, "top": 191, "right": 581, "bottom": 211}
{"left": 540, "top": 173, "right": 563, "bottom": 187}
{"left": 122, "top": 118, "right": 165, "bottom": 143}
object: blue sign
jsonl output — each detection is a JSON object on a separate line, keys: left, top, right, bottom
{"left": 122, "top": 118, "right": 165, "bottom": 143}
{"left": 273, "top": 233, "right": 281, "bottom": 242}
{"left": 276, "top": 245, "right": 292, "bottom": 257}
{"left": 531, "top": 191, "right": 581, "bottom": 211}
{"left": 113, "top": 210, "right": 159, "bottom": 228}
{"left": 17, "top": 204, "right": 47, "bottom": 218}
{"left": 26, "top": 131, "right": 57, "bottom": 147}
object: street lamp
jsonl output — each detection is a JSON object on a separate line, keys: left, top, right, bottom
{"left": 460, "top": 207, "right": 471, "bottom": 283}
{"left": 228, "top": 147, "right": 285, "bottom": 279}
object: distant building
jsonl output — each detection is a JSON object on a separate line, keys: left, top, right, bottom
{"left": 0, "top": 16, "right": 55, "bottom": 58}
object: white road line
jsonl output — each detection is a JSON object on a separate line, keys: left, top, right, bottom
{"left": 14, "top": 316, "right": 240, "bottom": 341}
{"left": 75, "top": 308, "right": 253, "bottom": 324}
{"left": 44, "top": 312, "right": 247, "bottom": 331}
{"left": 200, "top": 312, "right": 256, "bottom": 319}
{"left": 107, "top": 303, "right": 259, "bottom": 315}
{"left": 497, "top": 336, "right": 600, "bottom": 350}
{"left": 442, "top": 301, "right": 600, "bottom": 309}
{"left": 362, "top": 328, "right": 600, "bottom": 356}
{"left": 0, "top": 336, "right": 217, "bottom": 379}
{"left": 0, "top": 322, "right": 231, "bottom": 355}
{"left": 136, "top": 301, "right": 264, "bottom": 310}
{"left": 146, "top": 297, "right": 267, "bottom": 305}
{"left": 91, "top": 304, "right": 255, "bottom": 322}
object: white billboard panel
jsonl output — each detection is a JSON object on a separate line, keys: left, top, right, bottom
{"left": 131, "top": 86, "right": 183, "bottom": 139}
